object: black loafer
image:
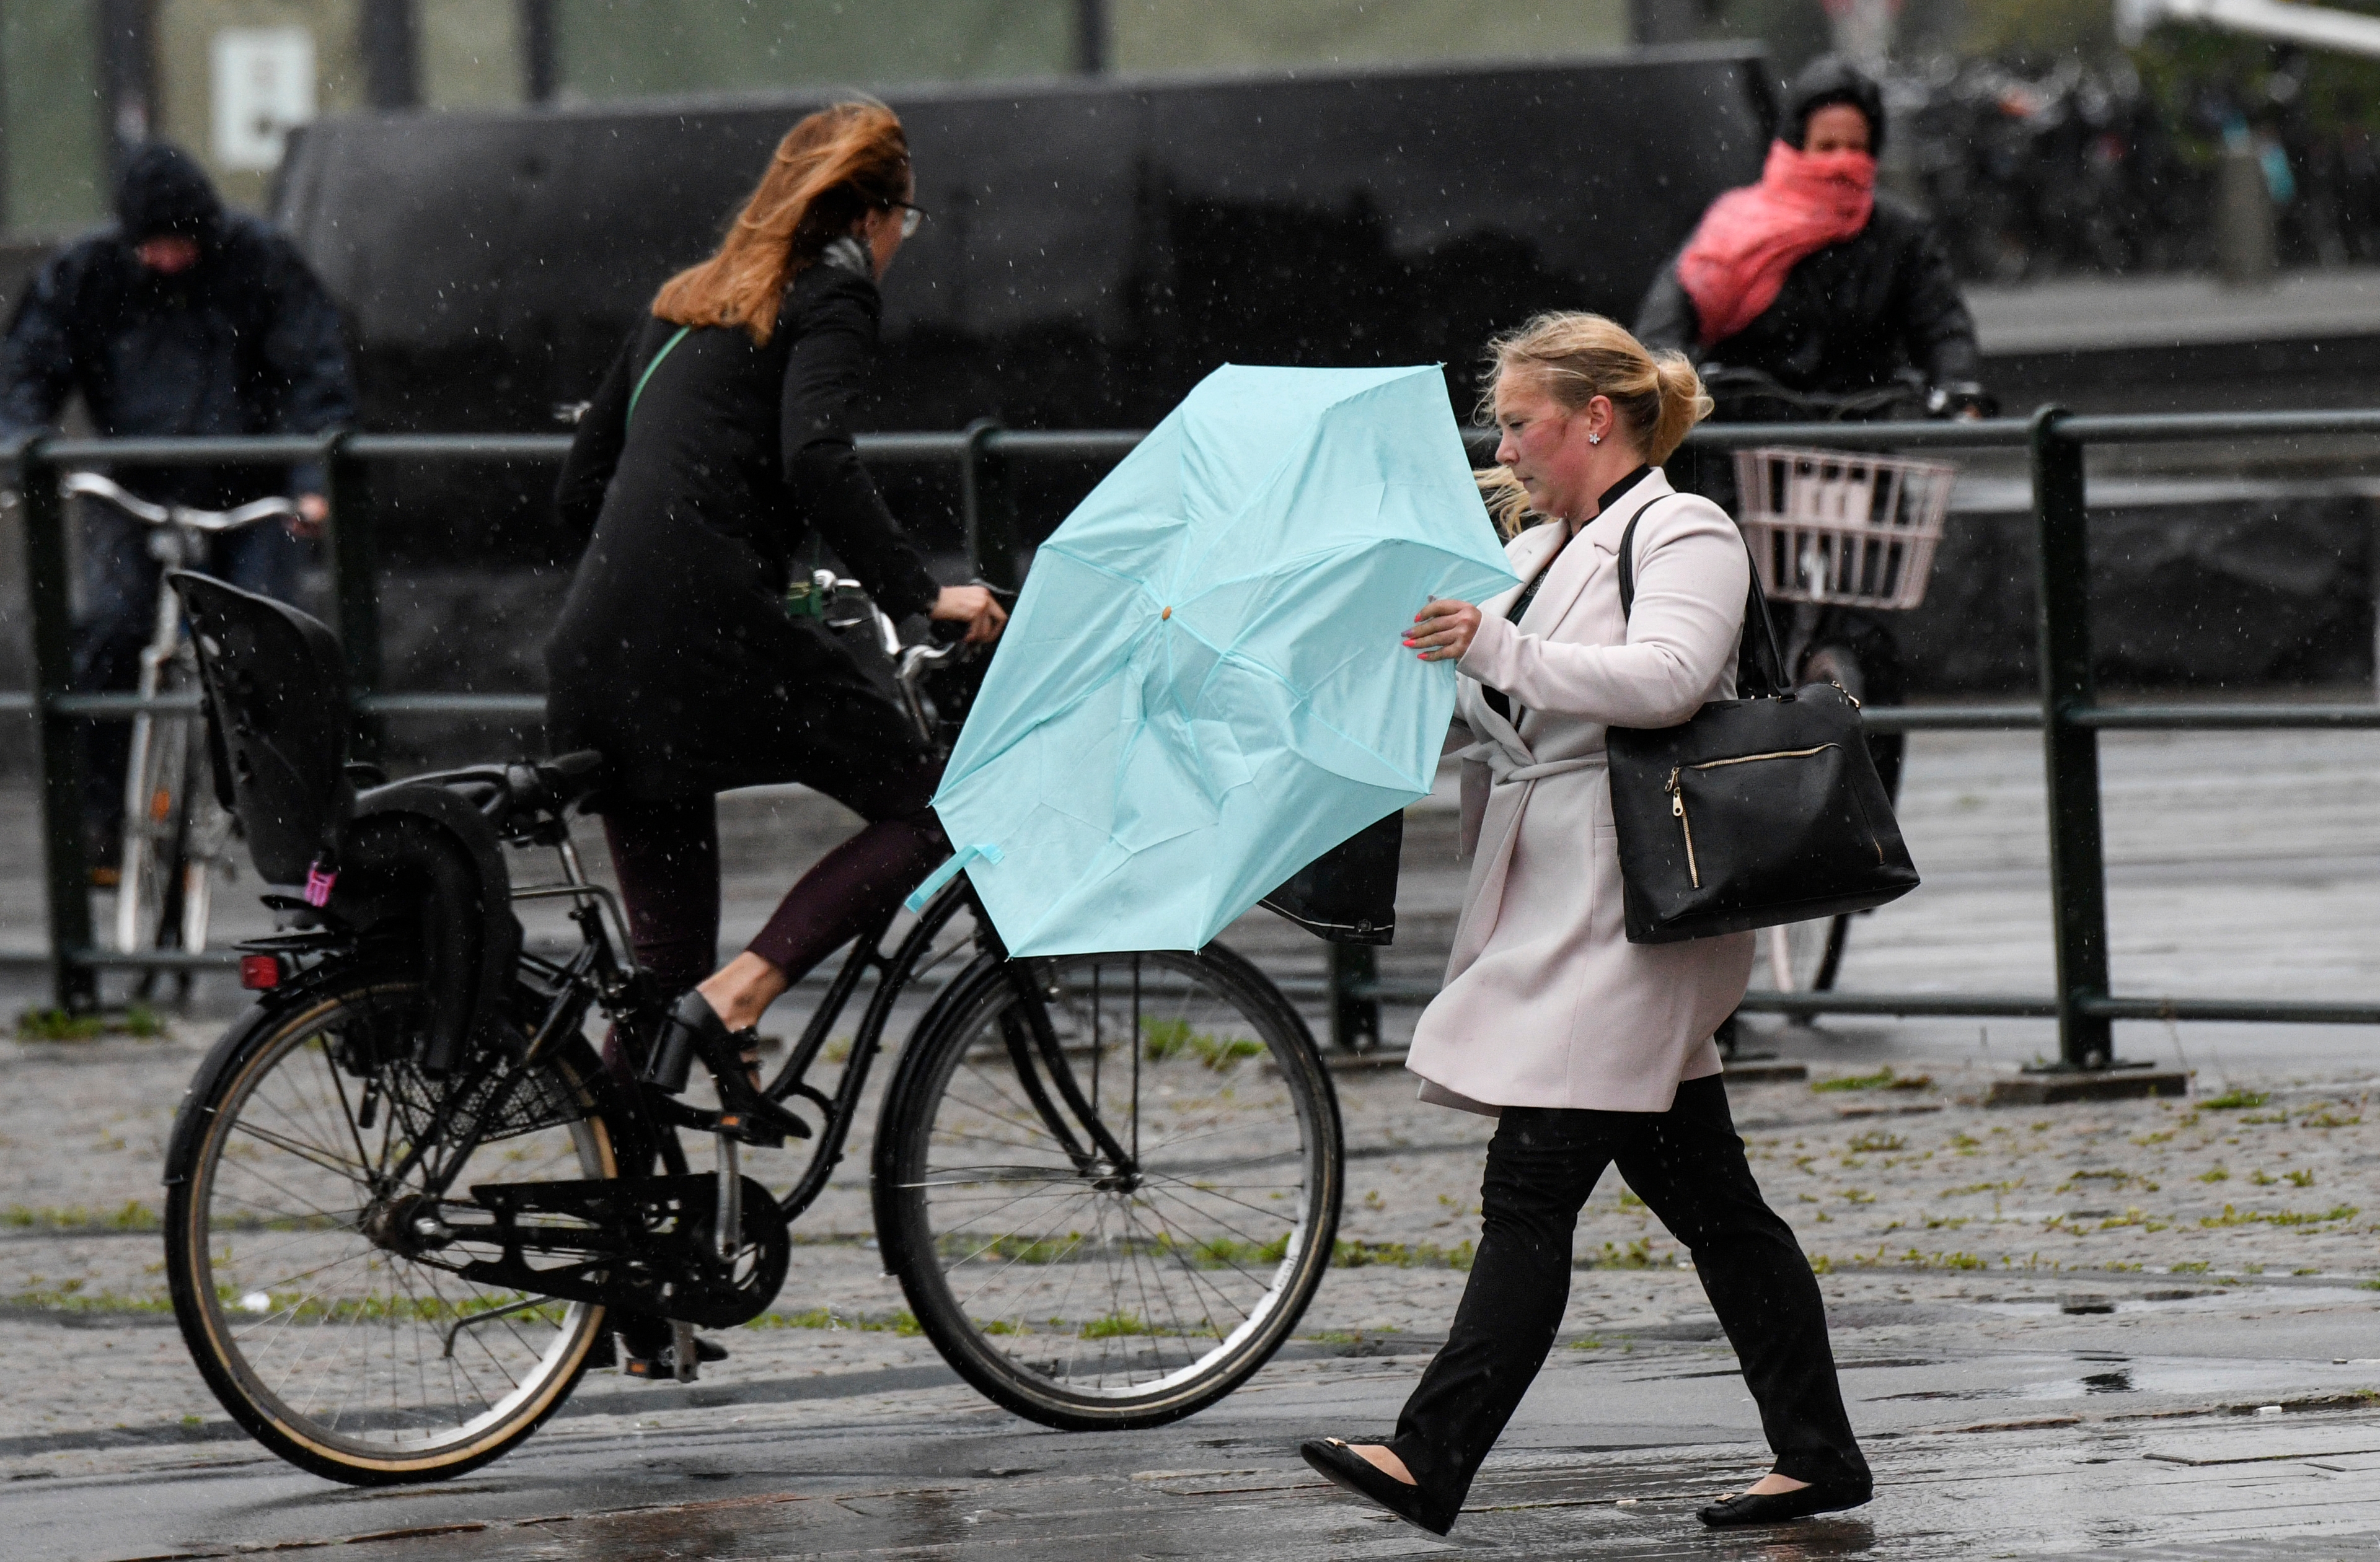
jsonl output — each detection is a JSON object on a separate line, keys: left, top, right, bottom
{"left": 1299, "top": 1439, "right": 1461, "bottom": 1536}
{"left": 649, "top": 991, "right": 811, "bottom": 1147}
{"left": 1698, "top": 1478, "right": 1872, "bottom": 1527}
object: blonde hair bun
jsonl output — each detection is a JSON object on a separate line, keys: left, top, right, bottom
{"left": 1477, "top": 312, "right": 1711, "bottom": 466}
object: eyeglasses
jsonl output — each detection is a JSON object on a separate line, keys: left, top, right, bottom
{"left": 892, "top": 201, "right": 927, "bottom": 238}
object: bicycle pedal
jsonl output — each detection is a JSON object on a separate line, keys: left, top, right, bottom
{"left": 714, "top": 1108, "right": 804, "bottom": 1148}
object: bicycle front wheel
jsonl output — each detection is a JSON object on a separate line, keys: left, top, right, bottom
{"left": 117, "top": 691, "right": 195, "bottom": 954}
{"left": 876, "top": 944, "right": 1342, "bottom": 1431}
{"left": 1750, "top": 916, "right": 1850, "bottom": 994}
{"left": 164, "top": 972, "right": 615, "bottom": 1484}
{"left": 177, "top": 782, "right": 235, "bottom": 954}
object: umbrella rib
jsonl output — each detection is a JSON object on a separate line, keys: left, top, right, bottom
{"left": 945, "top": 388, "right": 1515, "bottom": 949}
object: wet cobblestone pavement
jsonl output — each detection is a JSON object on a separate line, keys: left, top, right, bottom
{"left": 6, "top": 1023, "right": 2380, "bottom": 1558}
{"left": 1, "top": 724, "right": 2376, "bottom": 1556}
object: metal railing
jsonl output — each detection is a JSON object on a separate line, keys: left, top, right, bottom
{"left": 9, "top": 407, "right": 2379, "bottom": 1071}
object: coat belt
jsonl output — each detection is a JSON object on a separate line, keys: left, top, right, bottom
{"left": 1455, "top": 739, "right": 1606, "bottom": 786}
{"left": 1455, "top": 741, "right": 1605, "bottom": 861}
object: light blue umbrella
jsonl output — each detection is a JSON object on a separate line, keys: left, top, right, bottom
{"left": 909, "top": 363, "right": 1518, "bottom": 956}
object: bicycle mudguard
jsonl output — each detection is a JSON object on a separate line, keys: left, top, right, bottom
{"left": 868, "top": 947, "right": 1006, "bottom": 1275}
{"left": 160, "top": 989, "right": 315, "bottom": 1188}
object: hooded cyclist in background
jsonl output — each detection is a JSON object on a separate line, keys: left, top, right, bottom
{"left": 0, "top": 143, "right": 356, "bottom": 876}
{"left": 1635, "top": 55, "right": 1990, "bottom": 424}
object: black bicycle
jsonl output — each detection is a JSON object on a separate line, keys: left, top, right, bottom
{"left": 159, "top": 571, "right": 1342, "bottom": 1486}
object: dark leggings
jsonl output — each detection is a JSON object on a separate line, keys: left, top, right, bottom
{"left": 602, "top": 795, "right": 950, "bottom": 1002}
{"left": 595, "top": 790, "right": 944, "bottom": 1364}
{"left": 1385, "top": 1076, "right": 1869, "bottom": 1504}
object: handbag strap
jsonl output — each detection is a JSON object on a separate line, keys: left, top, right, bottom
{"left": 1616, "top": 495, "right": 1791, "bottom": 699}
{"left": 627, "top": 325, "right": 692, "bottom": 427}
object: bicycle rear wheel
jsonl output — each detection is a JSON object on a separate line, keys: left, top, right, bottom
{"left": 164, "top": 971, "right": 614, "bottom": 1484}
{"left": 876, "top": 944, "right": 1341, "bottom": 1431}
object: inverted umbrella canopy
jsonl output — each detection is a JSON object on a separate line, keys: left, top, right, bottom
{"left": 918, "top": 362, "right": 1518, "bottom": 957}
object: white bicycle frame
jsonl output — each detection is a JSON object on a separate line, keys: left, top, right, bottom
{"left": 64, "top": 472, "right": 300, "bottom": 957}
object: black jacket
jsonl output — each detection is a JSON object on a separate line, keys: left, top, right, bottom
{"left": 0, "top": 156, "right": 355, "bottom": 507}
{"left": 1634, "top": 191, "right": 1979, "bottom": 398}
{"left": 544, "top": 257, "right": 945, "bottom": 802}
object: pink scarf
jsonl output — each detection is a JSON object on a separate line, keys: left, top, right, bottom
{"left": 1675, "top": 141, "right": 1876, "bottom": 349}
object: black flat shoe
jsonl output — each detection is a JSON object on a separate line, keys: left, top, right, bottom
{"left": 646, "top": 991, "right": 811, "bottom": 1147}
{"left": 1299, "top": 1439, "right": 1461, "bottom": 1536}
{"left": 1698, "top": 1478, "right": 1873, "bottom": 1527}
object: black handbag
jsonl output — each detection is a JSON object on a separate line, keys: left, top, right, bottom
{"left": 1605, "top": 499, "right": 1918, "bottom": 944}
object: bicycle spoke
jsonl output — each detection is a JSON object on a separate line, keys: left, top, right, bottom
{"left": 229, "top": 1118, "right": 371, "bottom": 1185}
{"left": 891, "top": 947, "right": 1336, "bottom": 1419}
{"left": 182, "top": 981, "right": 606, "bottom": 1471}
{"left": 1134, "top": 1195, "right": 1259, "bottom": 1336}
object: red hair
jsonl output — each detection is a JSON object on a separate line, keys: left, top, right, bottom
{"left": 652, "top": 100, "right": 910, "bottom": 344}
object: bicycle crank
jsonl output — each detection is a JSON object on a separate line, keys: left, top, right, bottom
{"left": 456, "top": 1173, "right": 791, "bottom": 1328}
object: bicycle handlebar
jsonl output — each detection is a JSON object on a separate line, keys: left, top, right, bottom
{"left": 1698, "top": 366, "right": 1998, "bottom": 423}
{"left": 63, "top": 470, "right": 302, "bottom": 532}
{"left": 800, "top": 568, "right": 985, "bottom": 747}
{"left": 1698, "top": 367, "right": 1921, "bottom": 421}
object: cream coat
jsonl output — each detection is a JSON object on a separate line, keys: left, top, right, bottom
{"left": 1406, "top": 470, "right": 1756, "bottom": 1115}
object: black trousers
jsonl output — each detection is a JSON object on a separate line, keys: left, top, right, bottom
{"left": 1386, "top": 1076, "right": 1869, "bottom": 1503}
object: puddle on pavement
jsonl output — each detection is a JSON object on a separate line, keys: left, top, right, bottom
{"left": 1867, "top": 1351, "right": 2380, "bottom": 1404}
{"left": 1967, "top": 1284, "right": 2375, "bottom": 1318}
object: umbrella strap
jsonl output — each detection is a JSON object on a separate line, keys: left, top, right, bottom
{"left": 903, "top": 842, "right": 1004, "bottom": 914}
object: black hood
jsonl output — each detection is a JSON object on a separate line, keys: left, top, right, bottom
{"left": 115, "top": 143, "right": 223, "bottom": 243}
{"left": 1785, "top": 55, "right": 1885, "bottom": 157}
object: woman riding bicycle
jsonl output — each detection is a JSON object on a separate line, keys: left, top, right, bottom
{"left": 1633, "top": 55, "right": 1987, "bottom": 423}
{"left": 545, "top": 102, "right": 1005, "bottom": 1369}
{"left": 1634, "top": 55, "right": 1986, "bottom": 811}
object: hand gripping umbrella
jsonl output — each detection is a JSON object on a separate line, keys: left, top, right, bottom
{"left": 908, "top": 363, "right": 1518, "bottom": 957}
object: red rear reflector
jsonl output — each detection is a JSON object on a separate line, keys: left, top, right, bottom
{"left": 239, "top": 955, "right": 281, "bottom": 990}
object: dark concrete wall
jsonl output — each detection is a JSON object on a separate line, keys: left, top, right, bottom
{"left": 1898, "top": 497, "right": 2376, "bottom": 695}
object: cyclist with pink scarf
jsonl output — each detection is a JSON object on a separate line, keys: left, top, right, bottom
{"left": 1634, "top": 56, "right": 1986, "bottom": 417}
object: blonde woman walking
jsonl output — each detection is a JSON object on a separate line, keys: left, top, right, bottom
{"left": 1300, "top": 312, "right": 1870, "bottom": 1533}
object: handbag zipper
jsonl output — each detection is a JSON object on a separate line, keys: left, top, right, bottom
{"left": 1664, "top": 745, "right": 1844, "bottom": 891}
{"left": 1665, "top": 767, "right": 1700, "bottom": 888}
{"left": 1688, "top": 743, "right": 1840, "bottom": 772}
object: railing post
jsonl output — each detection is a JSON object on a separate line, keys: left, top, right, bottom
{"left": 2029, "top": 406, "right": 2115, "bottom": 1071}
{"left": 322, "top": 431, "right": 384, "bottom": 763}
{"left": 1328, "top": 942, "right": 1381, "bottom": 1053}
{"left": 19, "top": 441, "right": 97, "bottom": 1012}
{"left": 961, "top": 419, "right": 1020, "bottom": 593}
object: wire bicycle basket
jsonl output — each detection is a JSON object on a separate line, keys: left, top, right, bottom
{"left": 1732, "top": 446, "right": 1955, "bottom": 610}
